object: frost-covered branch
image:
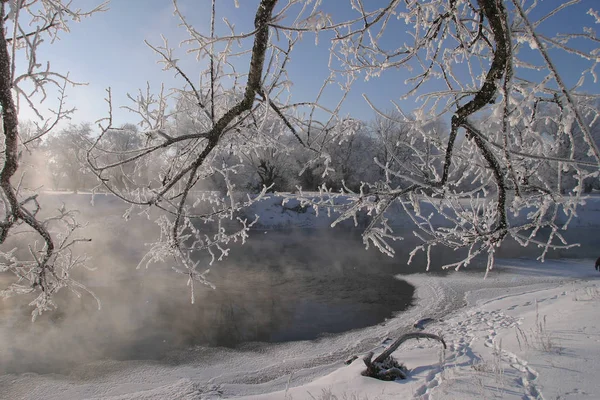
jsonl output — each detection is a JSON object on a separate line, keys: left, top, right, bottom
{"left": 0, "top": 0, "right": 106, "bottom": 319}
{"left": 87, "top": 0, "right": 600, "bottom": 304}
{"left": 291, "top": 0, "right": 600, "bottom": 274}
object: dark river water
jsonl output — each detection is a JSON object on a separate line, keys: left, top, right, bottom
{"left": 102, "top": 230, "right": 417, "bottom": 353}
{"left": 1, "top": 227, "right": 417, "bottom": 374}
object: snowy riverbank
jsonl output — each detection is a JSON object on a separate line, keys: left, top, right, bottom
{"left": 2, "top": 258, "right": 599, "bottom": 399}
{"left": 246, "top": 259, "right": 600, "bottom": 400}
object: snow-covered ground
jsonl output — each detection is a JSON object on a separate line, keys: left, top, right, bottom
{"left": 1, "top": 259, "right": 599, "bottom": 399}
{"left": 247, "top": 260, "right": 600, "bottom": 400}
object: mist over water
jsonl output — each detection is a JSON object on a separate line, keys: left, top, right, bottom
{"left": 0, "top": 194, "right": 418, "bottom": 374}
{"left": 0, "top": 193, "right": 594, "bottom": 375}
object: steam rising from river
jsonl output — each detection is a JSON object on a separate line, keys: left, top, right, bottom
{"left": 0, "top": 193, "right": 416, "bottom": 374}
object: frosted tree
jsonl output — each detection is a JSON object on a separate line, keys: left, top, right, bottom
{"left": 238, "top": 118, "right": 300, "bottom": 193}
{"left": 86, "top": 0, "right": 353, "bottom": 301}
{"left": 290, "top": 0, "right": 600, "bottom": 273}
{"left": 369, "top": 112, "right": 414, "bottom": 182}
{"left": 45, "top": 124, "right": 94, "bottom": 192}
{"left": 0, "top": 0, "right": 107, "bottom": 318}
{"left": 87, "top": 0, "right": 600, "bottom": 304}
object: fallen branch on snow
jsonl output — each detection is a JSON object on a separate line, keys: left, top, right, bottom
{"left": 363, "top": 332, "right": 446, "bottom": 380}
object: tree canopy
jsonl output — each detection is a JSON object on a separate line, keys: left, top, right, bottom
{"left": 1, "top": 0, "right": 599, "bottom": 317}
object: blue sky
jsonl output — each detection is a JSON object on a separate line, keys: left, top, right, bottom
{"left": 17, "top": 0, "right": 600, "bottom": 129}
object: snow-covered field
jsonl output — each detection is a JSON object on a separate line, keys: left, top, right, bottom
{"left": 1, "top": 259, "right": 598, "bottom": 399}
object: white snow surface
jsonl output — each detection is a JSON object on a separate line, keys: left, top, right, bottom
{"left": 2, "top": 259, "right": 599, "bottom": 399}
